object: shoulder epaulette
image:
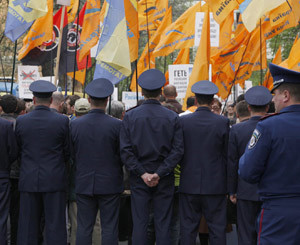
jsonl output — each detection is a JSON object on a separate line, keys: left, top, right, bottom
{"left": 260, "top": 113, "right": 279, "bottom": 121}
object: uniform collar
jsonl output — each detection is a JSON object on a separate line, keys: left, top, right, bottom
{"left": 35, "top": 105, "right": 50, "bottom": 111}
{"left": 143, "top": 99, "right": 161, "bottom": 105}
{"left": 89, "top": 109, "right": 105, "bottom": 114}
{"left": 196, "top": 106, "right": 211, "bottom": 112}
{"left": 280, "top": 104, "right": 300, "bottom": 113}
{"left": 249, "top": 116, "right": 262, "bottom": 121}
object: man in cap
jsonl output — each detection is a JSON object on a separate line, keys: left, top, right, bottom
{"left": 120, "top": 69, "right": 184, "bottom": 245}
{"left": 228, "top": 86, "right": 272, "bottom": 245}
{"left": 239, "top": 64, "right": 300, "bottom": 244}
{"left": 179, "top": 80, "right": 229, "bottom": 245}
{"left": 70, "top": 79, "right": 123, "bottom": 245}
{"left": 0, "top": 117, "right": 18, "bottom": 244}
{"left": 16, "top": 80, "right": 70, "bottom": 245}
{"left": 74, "top": 98, "right": 91, "bottom": 117}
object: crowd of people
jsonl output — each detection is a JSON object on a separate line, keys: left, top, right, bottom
{"left": 1, "top": 63, "right": 300, "bottom": 245}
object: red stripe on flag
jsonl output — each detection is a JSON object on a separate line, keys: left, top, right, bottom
{"left": 258, "top": 208, "right": 265, "bottom": 245}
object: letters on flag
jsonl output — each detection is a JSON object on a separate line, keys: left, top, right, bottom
{"left": 93, "top": 0, "right": 131, "bottom": 84}
{"left": 5, "top": 0, "right": 48, "bottom": 41}
{"left": 206, "top": 0, "right": 238, "bottom": 24}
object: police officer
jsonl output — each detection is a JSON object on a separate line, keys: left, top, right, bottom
{"left": 228, "top": 86, "right": 272, "bottom": 245}
{"left": 0, "top": 117, "right": 18, "bottom": 245}
{"left": 120, "top": 69, "right": 184, "bottom": 245}
{"left": 239, "top": 63, "right": 300, "bottom": 244}
{"left": 70, "top": 79, "right": 123, "bottom": 245}
{"left": 16, "top": 80, "right": 70, "bottom": 245}
{"left": 179, "top": 80, "right": 229, "bottom": 245}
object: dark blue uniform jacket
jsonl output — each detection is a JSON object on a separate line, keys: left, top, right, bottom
{"left": 70, "top": 109, "right": 124, "bottom": 195}
{"left": 228, "top": 116, "right": 261, "bottom": 201}
{"left": 179, "top": 107, "right": 229, "bottom": 194}
{"left": 239, "top": 105, "right": 300, "bottom": 200}
{"left": 0, "top": 118, "right": 18, "bottom": 178}
{"left": 120, "top": 99, "right": 184, "bottom": 177}
{"left": 15, "top": 106, "right": 70, "bottom": 192}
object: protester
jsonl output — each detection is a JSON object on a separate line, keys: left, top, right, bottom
{"left": 50, "top": 91, "right": 65, "bottom": 113}
{"left": 235, "top": 100, "right": 250, "bottom": 122}
{"left": 179, "top": 96, "right": 197, "bottom": 116}
{"left": 65, "top": 95, "right": 81, "bottom": 120}
{"left": 163, "top": 84, "right": 183, "bottom": 113}
{"left": 211, "top": 98, "right": 222, "bottom": 115}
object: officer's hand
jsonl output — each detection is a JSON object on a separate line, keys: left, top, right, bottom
{"left": 230, "top": 194, "right": 237, "bottom": 204}
{"left": 141, "top": 173, "right": 154, "bottom": 187}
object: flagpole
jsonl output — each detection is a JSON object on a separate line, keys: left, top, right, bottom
{"left": 72, "top": 3, "right": 81, "bottom": 95}
{"left": 260, "top": 18, "right": 263, "bottom": 85}
{"left": 145, "top": 0, "right": 151, "bottom": 69}
{"left": 135, "top": 60, "right": 139, "bottom": 103}
{"left": 0, "top": 51, "right": 8, "bottom": 93}
{"left": 54, "top": 6, "right": 66, "bottom": 87}
{"left": 83, "top": 54, "right": 89, "bottom": 98}
{"left": 10, "top": 41, "right": 17, "bottom": 94}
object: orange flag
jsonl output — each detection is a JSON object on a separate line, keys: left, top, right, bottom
{"left": 78, "top": 0, "right": 101, "bottom": 62}
{"left": 183, "top": 8, "right": 210, "bottom": 110}
{"left": 263, "top": 46, "right": 282, "bottom": 91}
{"left": 206, "top": 0, "right": 238, "bottom": 24}
{"left": 138, "top": 0, "right": 168, "bottom": 31}
{"left": 130, "top": 7, "right": 172, "bottom": 92}
{"left": 287, "top": 35, "right": 300, "bottom": 69}
{"left": 18, "top": 0, "right": 53, "bottom": 61}
{"left": 153, "top": 2, "right": 207, "bottom": 57}
{"left": 125, "top": 0, "right": 140, "bottom": 62}
{"left": 67, "top": 0, "right": 79, "bottom": 23}
{"left": 165, "top": 48, "right": 190, "bottom": 84}
{"left": 67, "top": 69, "right": 87, "bottom": 86}
{"left": 219, "top": 11, "right": 234, "bottom": 47}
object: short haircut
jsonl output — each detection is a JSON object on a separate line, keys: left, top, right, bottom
{"left": 0, "top": 94, "right": 18, "bottom": 113}
{"left": 277, "top": 83, "right": 300, "bottom": 102}
{"left": 51, "top": 91, "right": 64, "bottom": 106}
{"left": 163, "top": 85, "right": 177, "bottom": 97}
{"left": 107, "top": 100, "right": 125, "bottom": 119}
{"left": 142, "top": 88, "right": 162, "bottom": 99}
{"left": 236, "top": 94, "right": 245, "bottom": 103}
{"left": 186, "top": 96, "right": 195, "bottom": 108}
{"left": 195, "top": 94, "right": 214, "bottom": 106}
{"left": 236, "top": 100, "right": 250, "bottom": 118}
{"left": 65, "top": 94, "right": 80, "bottom": 107}
{"left": 249, "top": 104, "right": 269, "bottom": 113}
{"left": 268, "top": 101, "right": 275, "bottom": 113}
{"left": 15, "top": 99, "right": 26, "bottom": 115}
{"left": 89, "top": 97, "right": 107, "bottom": 107}
{"left": 75, "top": 111, "right": 88, "bottom": 117}
{"left": 35, "top": 96, "right": 52, "bottom": 104}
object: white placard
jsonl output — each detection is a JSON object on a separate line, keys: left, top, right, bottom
{"left": 57, "top": 0, "right": 70, "bottom": 6}
{"left": 195, "top": 12, "right": 220, "bottom": 47}
{"left": 122, "top": 92, "right": 144, "bottom": 110}
{"left": 168, "top": 64, "right": 193, "bottom": 99}
{"left": 18, "top": 65, "right": 40, "bottom": 99}
{"left": 112, "top": 87, "right": 118, "bottom": 101}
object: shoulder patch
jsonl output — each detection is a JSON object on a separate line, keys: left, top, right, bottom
{"left": 260, "top": 113, "right": 279, "bottom": 121}
{"left": 248, "top": 129, "right": 261, "bottom": 149}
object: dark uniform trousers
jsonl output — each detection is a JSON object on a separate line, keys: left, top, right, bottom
{"left": 17, "top": 192, "right": 66, "bottom": 245}
{"left": 0, "top": 179, "right": 10, "bottom": 245}
{"left": 130, "top": 174, "right": 174, "bottom": 245}
{"left": 76, "top": 194, "right": 120, "bottom": 245}
{"left": 179, "top": 194, "right": 227, "bottom": 245}
{"left": 237, "top": 199, "right": 261, "bottom": 245}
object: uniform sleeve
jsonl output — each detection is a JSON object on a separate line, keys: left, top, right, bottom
{"left": 239, "top": 122, "right": 271, "bottom": 184}
{"left": 227, "top": 127, "right": 239, "bottom": 194}
{"left": 7, "top": 122, "right": 18, "bottom": 164}
{"left": 120, "top": 115, "right": 146, "bottom": 176}
{"left": 156, "top": 116, "right": 184, "bottom": 178}
{"left": 63, "top": 118, "right": 71, "bottom": 163}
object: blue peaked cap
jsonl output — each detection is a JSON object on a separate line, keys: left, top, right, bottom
{"left": 29, "top": 80, "right": 56, "bottom": 98}
{"left": 245, "top": 86, "right": 272, "bottom": 106}
{"left": 138, "top": 69, "right": 166, "bottom": 90}
{"left": 269, "top": 63, "right": 300, "bottom": 92}
{"left": 85, "top": 78, "right": 114, "bottom": 99}
{"left": 191, "top": 80, "right": 219, "bottom": 95}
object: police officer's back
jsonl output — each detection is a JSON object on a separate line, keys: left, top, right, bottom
{"left": 228, "top": 86, "right": 272, "bottom": 245}
{"left": 239, "top": 63, "right": 300, "bottom": 244}
{"left": 16, "top": 80, "right": 70, "bottom": 245}
{"left": 120, "top": 69, "right": 184, "bottom": 245}
{"left": 179, "top": 81, "right": 229, "bottom": 245}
